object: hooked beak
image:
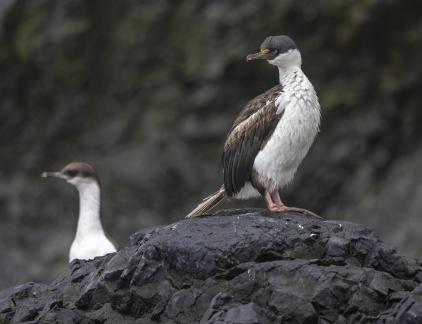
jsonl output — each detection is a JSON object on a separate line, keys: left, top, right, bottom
{"left": 246, "top": 48, "right": 271, "bottom": 62}
{"left": 41, "top": 171, "right": 68, "bottom": 180}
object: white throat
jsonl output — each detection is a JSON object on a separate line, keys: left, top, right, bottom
{"left": 267, "top": 49, "right": 302, "bottom": 83}
{"left": 278, "top": 65, "right": 302, "bottom": 85}
{"left": 75, "top": 182, "right": 105, "bottom": 241}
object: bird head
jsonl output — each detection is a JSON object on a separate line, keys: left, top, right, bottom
{"left": 246, "top": 35, "right": 301, "bottom": 69}
{"left": 42, "top": 162, "right": 99, "bottom": 190}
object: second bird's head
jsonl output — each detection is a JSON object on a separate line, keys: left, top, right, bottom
{"left": 42, "top": 162, "right": 100, "bottom": 190}
{"left": 246, "top": 35, "right": 301, "bottom": 69}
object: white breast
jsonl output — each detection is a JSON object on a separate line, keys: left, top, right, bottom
{"left": 253, "top": 67, "right": 320, "bottom": 192}
{"left": 69, "top": 235, "right": 116, "bottom": 261}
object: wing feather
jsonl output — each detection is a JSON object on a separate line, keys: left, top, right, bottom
{"left": 222, "top": 85, "right": 284, "bottom": 196}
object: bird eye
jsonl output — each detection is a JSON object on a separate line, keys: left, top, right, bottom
{"left": 65, "top": 169, "right": 77, "bottom": 177}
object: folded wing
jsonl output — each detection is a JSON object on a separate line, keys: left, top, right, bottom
{"left": 222, "top": 85, "right": 284, "bottom": 196}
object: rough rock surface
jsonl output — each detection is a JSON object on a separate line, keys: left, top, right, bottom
{"left": 2, "top": 0, "right": 422, "bottom": 290}
{"left": 1, "top": 209, "right": 422, "bottom": 323}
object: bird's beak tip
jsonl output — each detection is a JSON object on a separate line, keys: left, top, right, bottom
{"left": 246, "top": 52, "right": 266, "bottom": 62}
{"left": 41, "top": 171, "right": 64, "bottom": 179}
{"left": 246, "top": 54, "right": 254, "bottom": 62}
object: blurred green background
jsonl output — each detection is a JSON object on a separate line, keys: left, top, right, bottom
{"left": 0, "top": 0, "right": 422, "bottom": 290}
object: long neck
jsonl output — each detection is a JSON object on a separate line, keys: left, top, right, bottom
{"left": 275, "top": 50, "right": 302, "bottom": 84}
{"left": 278, "top": 65, "right": 302, "bottom": 85}
{"left": 75, "top": 182, "right": 104, "bottom": 240}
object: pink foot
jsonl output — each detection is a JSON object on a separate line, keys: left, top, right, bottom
{"left": 267, "top": 204, "right": 286, "bottom": 212}
{"left": 276, "top": 206, "right": 323, "bottom": 219}
{"left": 264, "top": 190, "right": 323, "bottom": 219}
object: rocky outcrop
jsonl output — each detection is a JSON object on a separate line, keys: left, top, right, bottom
{"left": 1, "top": 0, "right": 422, "bottom": 290}
{"left": 0, "top": 209, "right": 421, "bottom": 323}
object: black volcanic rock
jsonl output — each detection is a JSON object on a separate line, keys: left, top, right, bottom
{"left": 1, "top": 0, "right": 422, "bottom": 290}
{"left": 0, "top": 209, "right": 421, "bottom": 323}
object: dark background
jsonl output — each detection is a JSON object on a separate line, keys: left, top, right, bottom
{"left": 0, "top": 0, "right": 422, "bottom": 290}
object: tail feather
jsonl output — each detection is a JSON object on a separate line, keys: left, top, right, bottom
{"left": 186, "top": 187, "right": 226, "bottom": 218}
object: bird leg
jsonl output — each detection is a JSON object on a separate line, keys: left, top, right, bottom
{"left": 264, "top": 190, "right": 284, "bottom": 211}
{"left": 264, "top": 190, "right": 322, "bottom": 219}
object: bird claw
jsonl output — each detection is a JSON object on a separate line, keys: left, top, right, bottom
{"left": 268, "top": 205, "right": 323, "bottom": 220}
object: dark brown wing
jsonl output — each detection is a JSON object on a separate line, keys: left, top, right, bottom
{"left": 222, "top": 85, "right": 284, "bottom": 196}
{"left": 229, "top": 85, "right": 283, "bottom": 132}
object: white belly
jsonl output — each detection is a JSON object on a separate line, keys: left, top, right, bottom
{"left": 253, "top": 82, "right": 320, "bottom": 192}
